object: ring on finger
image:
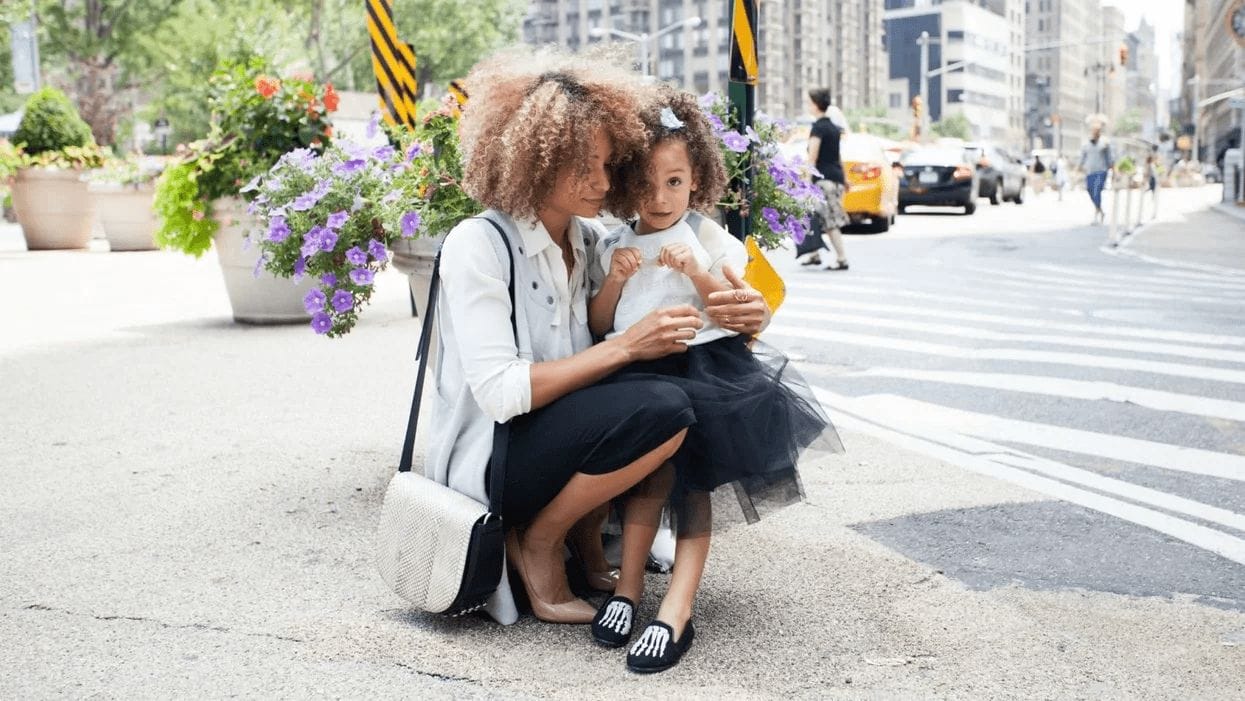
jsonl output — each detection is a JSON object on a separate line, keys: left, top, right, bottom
{"left": 733, "top": 289, "right": 750, "bottom": 303}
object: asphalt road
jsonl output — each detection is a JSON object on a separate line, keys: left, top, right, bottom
{"left": 772, "top": 184, "right": 1245, "bottom": 611}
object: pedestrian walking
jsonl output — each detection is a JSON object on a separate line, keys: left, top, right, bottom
{"left": 1080, "top": 118, "right": 1114, "bottom": 224}
{"left": 802, "top": 88, "right": 850, "bottom": 271}
{"left": 1145, "top": 153, "right": 1160, "bottom": 220}
{"left": 1032, "top": 155, "right": 1047, "bottom": 195}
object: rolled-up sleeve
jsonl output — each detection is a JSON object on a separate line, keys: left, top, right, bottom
{"left": 438, "top": 223, "right": 532, "bottom": 423}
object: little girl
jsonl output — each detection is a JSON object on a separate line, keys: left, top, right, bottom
{"left": 588, "top": 86, "right": 842, "bottom": 673}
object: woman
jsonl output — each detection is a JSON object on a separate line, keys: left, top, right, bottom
{"left": 429, "top": 52, "right": 771, "bottom": 626}
{"left": 804, "top": 88, "right": 850, "bottom": 271}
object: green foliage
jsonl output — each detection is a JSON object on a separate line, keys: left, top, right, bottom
{"left": 1116, "top": 156, "right": 1136, "bottom": 174}
{"left": 153, "top": 161, "right": 219, "bottom": 257}
{"left": 845, "top": 106, "right": 902, "bottom": 140}
{"left": 390, "top": 0, "right": 526, "bottom": 87}
{"left": 931, "top": 112, "right": 972, "bottom": 140}
{"left": 1114, "top": 109, "right": 1143, "bottom": 137}
{"left": 13, "top": 87, "right": 94, "bottom": 155}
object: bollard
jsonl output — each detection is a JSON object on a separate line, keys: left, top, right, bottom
{"left": 1151, "top": 181, "right": 1160, "bottom": 221}
{"left": 1108, "top": 185, "right": 1121, "bottom": 246}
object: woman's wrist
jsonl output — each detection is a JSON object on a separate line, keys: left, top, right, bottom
{"left": 598, "top": 335, "right": 636, "bottom": 366}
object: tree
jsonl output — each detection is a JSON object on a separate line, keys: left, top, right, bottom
{"left": 845, "top": 105, "right": 902, "bottom": 140}
{"left": 1114, "top": 108, "right": 1143, "bottom": 137}
{"left": 931, "top": 112, "right": 972, "bottom": 140}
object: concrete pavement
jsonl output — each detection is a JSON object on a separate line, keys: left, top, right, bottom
{"left": 2, "top": 195, "right": 1244, "bottom": 698}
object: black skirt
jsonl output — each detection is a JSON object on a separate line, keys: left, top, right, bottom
{"left": 606, "top": 335, "right": 843, "bottom": 534}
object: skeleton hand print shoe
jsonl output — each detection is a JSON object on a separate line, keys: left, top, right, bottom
{"left": 626, "top": 620, "right": 694, "bottom": 674}
{"left": 591, "top": 596, "right": 635, "bottom": 648}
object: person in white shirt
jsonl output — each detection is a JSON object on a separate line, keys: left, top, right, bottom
{"left": 430, "top": 54, "right": 773, "bottom": 626}
{"left": 586, "top": 86, "right": 842, "bottom": 673}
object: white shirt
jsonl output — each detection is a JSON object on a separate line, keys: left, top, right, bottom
{"left": 596, "top": 213, "right": 748, "bottom": 346}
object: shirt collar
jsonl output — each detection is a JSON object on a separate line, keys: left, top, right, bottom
{"left": 515, "top": 217, "right": 585, "bottom": 259}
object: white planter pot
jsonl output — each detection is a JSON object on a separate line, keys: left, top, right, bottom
{"left": 212, "top": 197, "right": 313, "bottom": 325}
{"left": 390, "top": 233, "right": 446, "bottom": 317}
{"left": 90, "top": 184, "right": 158, "bottom": 251}
{"left": 11, "top": 167, "right": 95, "bottom": 250}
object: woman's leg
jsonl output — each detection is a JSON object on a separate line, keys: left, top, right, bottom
{"left": 614, "top": 462, "right": 676, "bottom": 603}
{"left": 824, "top": 226, "right": 848, "bottom": 266}
{"left": 515, "top": 428, "right": 687, "bottom": 605}
{"left": 653, "top": 491, "right": 712, "bottom": 638}
{"left": 568, "top": 503, "right": 612, "bottom": 574}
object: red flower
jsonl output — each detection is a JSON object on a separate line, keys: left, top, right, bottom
{"left": 323, "top": 83, "right": 340, "bottom": 112}
{"left": 255, "top": 75, "right": 280, "bottom": 99}
{"left": 323, "top": 125, "right": 334, "bottom": 138}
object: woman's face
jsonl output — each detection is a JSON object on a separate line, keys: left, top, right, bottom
{"left": 545, "top": 129, "right": 613, "bottom": 219}
{"left": 807, "top": 97, "right": 822, "bottom": 117}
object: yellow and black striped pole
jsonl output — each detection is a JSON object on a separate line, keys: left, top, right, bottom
{"left": 366, "top": 0, "right": 419, "bottom": 129}
{"left": 727, "top": 0, "right": 758, "bottom": 242}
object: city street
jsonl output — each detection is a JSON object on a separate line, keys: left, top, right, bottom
{"left": 2, "top": 184, "right": 1244, "bottom": 698}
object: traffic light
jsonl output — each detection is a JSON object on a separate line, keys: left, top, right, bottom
{"left": 1119, "top": 44, "right": 1129, "bottom": 66}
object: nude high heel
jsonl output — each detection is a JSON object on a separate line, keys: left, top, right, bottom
{"left": 505, "top": 530, "right": 596, "bottom": 624}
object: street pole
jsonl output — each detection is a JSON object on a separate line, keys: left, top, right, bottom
{"left": 727, "top": 0, "right": 758, "bottom": 242}
{"left": 918, "top": 31, "right": 930, "bottom": 140}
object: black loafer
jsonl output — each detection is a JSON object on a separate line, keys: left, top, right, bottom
{"left": 626, "top": 619, "right": 694, "bottom": 673}
{"left": 591, "top": 596, "right": 635, "bottom": 648}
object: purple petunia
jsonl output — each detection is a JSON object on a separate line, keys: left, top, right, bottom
{"left": 311, "top": 311, "right": 332, "bottom": 335}
{"left": 351, "top": 194, "right": 366, "bottom": 212}
{"left": 349, "top": 268, "right": 375, "bottom": 286}
{"left": 372, "top": 145, "right": 396, "bottom": 161}
{"left": 698, "top": 92, "right": 720, "bottom": 109}
{"left": 266, "top": 216, "right": 290, "bottom": 242}
{"left": 326, "top": 210, "right": 349, "bottom": 230}
{"left": 331, "top": 289, "right": 354, "bottom": 313}
{"left": 281, "top": 148, "right": 319, "bottom": 172}
{"left": 366, "top": 112, "right": 381, "bottom": 139}
{"left": 293, "top": 256, "right": 307, "bottom": 281}
{"left": 761, "top": 207, "right": 782, "bottom": 231}
{"left": 318, "top": 229, "right": 339, "bottom": 252}
{"left": 382, "top": 190, "right": 401, "bottom": 204}
{"left": 405, "top": 142, "right": 423, "bottom": 161}
{"left": 345, "top": 246, "right": 369, "bottom": 265}
{"left": 300, "top": 227, "right": 326, "bottom": 257}
{"left": 240, "top": 175, "right": 262, "bottom": 193}
{"left": 745, "top": 125, "right": 760, "bottom": 143}
{"left": 303, "top": 288, "right": 327, "bottom": 313}
{"left": 787, "top": 215, "right": 808, "bottom": 244}
{"left": 368, "top": 239, "right": 388, "bottom": 262}
{"left": 292, "top": 192, "right": 319, "bottom": 212}
{"left": 706, "top": 113, "right": 725, "bottom": 133}
{"left": 720, "top": 130, "right": 750, "bottom": 153}
{"left": 400, "top": 211, "right": 421, "bottom": 238}
{"left": 333, "top": 159, "right": 367, "bottom": 177}
{"left": 320, "top": 272, "right": 337, "bottom": 287}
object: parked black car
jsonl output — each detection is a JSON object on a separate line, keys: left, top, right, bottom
{"left": 898, "top": 147, "right": 980, "bottom": 215}
{"left": 964, "top": 143, "right": 1027, "bottom": 204}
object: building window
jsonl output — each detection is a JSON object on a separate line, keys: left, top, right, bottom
{"left": 890, "top": 92, "right": 903, "bottom": 108}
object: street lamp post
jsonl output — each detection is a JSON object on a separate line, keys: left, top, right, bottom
{"left": 589, "top": 17, "right": 702, "bottom": 78}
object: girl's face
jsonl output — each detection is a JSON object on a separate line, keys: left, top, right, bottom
{"left": 545, "top": 129, "right": 613, "bottom": 220}
{"left": 636, "top": 139, "right": 696, "bottom": 234}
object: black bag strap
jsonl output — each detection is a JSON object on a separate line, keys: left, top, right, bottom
{"left": 398, "top": 214, "right": 517, "bottom": 516}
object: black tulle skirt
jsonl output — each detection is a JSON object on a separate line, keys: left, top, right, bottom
{"left": 605, "top": 334, "right": 843, "bottom": 535}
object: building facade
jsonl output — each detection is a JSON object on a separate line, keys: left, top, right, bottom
{"left": 1024, "top": 0, "right": 1102, "bottom": 156}
{"left": 885, "top": 0, "right": 1027, "bottom": 147}
{"left": 1123, "top": 18, "right": 1159, "bottom": 141}
{"left": 523, "top": 0, "right": 889, "bottom": 119}
{"left": 1177, "top": 0, "right": 1245, "bottom": 165}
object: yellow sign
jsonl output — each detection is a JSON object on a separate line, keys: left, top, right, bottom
{"left": 367, "top": 0, "right": 419, "bottom": 129}
{"left": 743, "top": 237, "right": 785, "bottom": 315}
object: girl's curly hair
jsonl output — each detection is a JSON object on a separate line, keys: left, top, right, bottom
{"left": 458, "top": 50, "right": 649, "bottom": 220}
{"left": 604, "top": 84, "right": 728, "bottom": 219}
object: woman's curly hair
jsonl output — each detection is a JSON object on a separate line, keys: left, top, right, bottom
{"left": 458, "top": 50, "right": 649, "bottom": 220}
{"left": 604, "top": 84, "right": 728, "bottom": 219}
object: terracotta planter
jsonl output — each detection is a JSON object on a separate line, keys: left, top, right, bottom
{"left": 11, "top": 167, "right": 95, "bottom": 250}
{"left": 90, "top": 184, "right": 158, "bottom": 251}
{"left": 390, "top": 233, "right": 446, "bottom": 317}
{"left": 212, "top": 197, "right": 314, "bottom": 325}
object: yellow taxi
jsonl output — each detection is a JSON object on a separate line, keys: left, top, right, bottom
{"left": 841, "top": 134, "right": 900, "bottom": 233}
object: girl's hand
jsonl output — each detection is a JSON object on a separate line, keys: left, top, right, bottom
{"left": 659, "top": 243, "right": 701, "bottom": 276}
{"left": 704, "top": 266, "right": 769, "bottom": 336}
{"left": 608, "top": 247, "right": 643, "bottom": 282}
{"left": 617, "top": 305, "right": 704, "bottom": 360}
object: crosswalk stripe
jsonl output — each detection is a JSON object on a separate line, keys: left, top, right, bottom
{"left": 848, "top": 393, "right": 1245, "bottom": 481}
{"left": 963, "top": 266, "right": 1244, "bottom": 305}
{"left": 843, "top": 367, "right": 1245, "bottom": 423}
{"left": 814, "top": 387, "right": 1245, "bottom": 565}
{"left": 779, "top": 308, "right": 1245, "bottom": 363}
{"left": 1108, "top": 245, "right": 1245, "bottom": 278}
{"left": 783, "top": 280, "right": 1083, "bottom": 316}
{"left": 1031, "top": 263, "right": 1245, "bottom": 292}
{"left": 765, "top": 323, "right": 1245, "bottom": 384}
{"left": 780, "top": 296, "right": 1245, "bottom": 347}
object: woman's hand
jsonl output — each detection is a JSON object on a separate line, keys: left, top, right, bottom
{"left": 659, "top": 243, "right": 702, "bottom": 276}
{"left": 617, "top": 305, "right": 704, "bottom": 361}
{"left": 704, "top": 266, "right": 769, "bottom": 336}
{"left": 608, "top": 247, "right": 643, "bottom": 283}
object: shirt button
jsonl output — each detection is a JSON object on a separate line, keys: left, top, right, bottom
{"left": 546, "top": 296, "right": 554, "bottom": 304}
{"left": 532, "top": 281, "right": 539, "bottom": 289}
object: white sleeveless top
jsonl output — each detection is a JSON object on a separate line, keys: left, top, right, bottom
{"left": 596, "top": 214, "right": 748, "bottom": 346}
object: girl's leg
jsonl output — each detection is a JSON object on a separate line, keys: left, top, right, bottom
{"left": 516, "top": 429, "right": 687, "bottom": 605}
{"left": 615, "top": 462, "right": 676, "bottom": 603}
{"left": 653, "top": 491, "right": 712, "bottom": 638}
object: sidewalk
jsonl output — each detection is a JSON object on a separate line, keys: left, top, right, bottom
{"left": 1, "top": 234, "right": 1243, "bottom": 698}
{"left": 1116, "top": 188, "right": 1245, "bottom": 273}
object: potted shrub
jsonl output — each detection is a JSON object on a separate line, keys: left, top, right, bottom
{"left": 8, "top": 88, "right": 106, "bottom": 250}
{"left": 153, "top": 58, "right": 339, "bottom": 324}
{"left": 88, "top": 157, "right": 166, "bottom": 251}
